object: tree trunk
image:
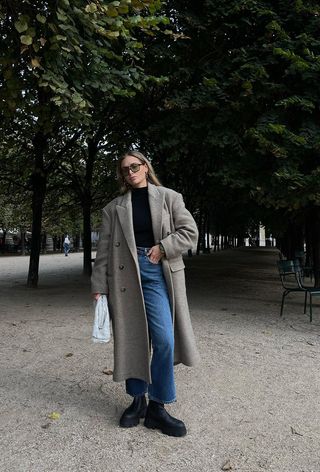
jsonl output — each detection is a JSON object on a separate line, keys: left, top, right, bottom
{"left": 280, "top": 219, "right": 304, "bottom": 260}
{"left": 310, "top": 205, "right": 320, "bottom": 287}
{"left": 52, "top": 235, "right": 57, "bottom": 252}
{"left": 289, "top": 220, "right": 304, "bottom": 259}
{"left": 74, "top": 233, "right": 80, "bottom": 252}
{"left": 82, "top": 200, "right": 92, "bottom": 276}
{"left": 196, "top": 206, "right": 203, "bottom": 255}
{"left": 215, "top": 235, "right": 219, "bottom": 251}
{"left": 27, "top": 132, "right": 48, "bottom": 288}
{"left": 305, "top": 211, "right": 313, "bottom": 268}
{"left": 82, "top": 138, "right": 96, "bottom": 276}
{"left": 20, "top": 230, "right": 25, "bottom": 255}
{"left": 200, "top": 215, "right": 206, "bottom": 253}
{"left": 1, "top": 230, "right": 7, "bottom": 253}
{"left": 203, "top": 212, "right": 210, "bottom": 253}
{"left": 0, "top": 229, "right": 7, "bottom": 254}
{"left": 41, "top": 232, "right": 47, "bottom": 254}
{"left": 236, "top": 235, "right": 244, "bottom": 247}
{"left": 205, "top": 215, "right": 210, "bottom": 253}
{"left": 212, "top": 234, "right": 216, "bottom": 251}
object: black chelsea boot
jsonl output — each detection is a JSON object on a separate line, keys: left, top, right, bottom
{"left": 144, "top": 400, "right": 187, "bottom": 437}
{"left": 119, "top": 395, "right": 147, "bottom": 428}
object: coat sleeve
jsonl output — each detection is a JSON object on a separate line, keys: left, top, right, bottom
{"left": 91, "top": 207, "right": 111, "bottom": 295}
{"left": 160, "top": 193, "right": 198, "bottom": 259}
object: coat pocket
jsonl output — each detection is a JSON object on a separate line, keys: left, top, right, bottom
{"left": 168, "top": 258, "right": 185, "bottom": 272}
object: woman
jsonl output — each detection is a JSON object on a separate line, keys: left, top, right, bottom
{"left": 63, "top": 235, "right": 70, "bottom": 256}
{"left": 91, "top": 150, "right": 200, "bottom": 437}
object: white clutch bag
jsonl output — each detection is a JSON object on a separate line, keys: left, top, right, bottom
{"left": 92, "top": 295, "right": 111, "bottom": 343}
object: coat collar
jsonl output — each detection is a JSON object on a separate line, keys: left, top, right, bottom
{"left": 117, "top": 183, "right": 161, "bottom": 207}
{"left": 116, "top": 184, "right": 165, "bottom": 260}
{"left": 148, "top": 184, "right": 165, "bottom": 244}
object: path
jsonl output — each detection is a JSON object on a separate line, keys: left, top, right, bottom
{"left": 0, "top": 249, "right": 319, "bottom": 472}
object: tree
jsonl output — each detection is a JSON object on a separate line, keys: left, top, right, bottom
{"left": 127, "top": 1, "right": 320, "bottom": 281}
{"left": 0, "top": 0, "right": 169, "bottom": 286}
{"left": 201, "top": 1, "right": 320, "bottom": 282}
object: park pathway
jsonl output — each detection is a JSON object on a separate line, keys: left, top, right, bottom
{"left": 0, "top": 248, "right": 319, "bottom": 472}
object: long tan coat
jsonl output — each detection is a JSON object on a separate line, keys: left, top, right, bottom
{"left": 91, "top": 183, "right": 200, "bottom": 383}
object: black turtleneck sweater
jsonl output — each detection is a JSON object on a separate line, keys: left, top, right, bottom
{"left": 131, "top": 186, "right": 155, "bottom": 247}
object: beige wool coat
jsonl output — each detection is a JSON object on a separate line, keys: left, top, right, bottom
{"left": 91, "top": 183, "right": 200, "bottom": 383}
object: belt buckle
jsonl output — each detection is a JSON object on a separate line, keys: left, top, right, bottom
{"left": 137, "top": 246, "right": 149, "bottom": 255}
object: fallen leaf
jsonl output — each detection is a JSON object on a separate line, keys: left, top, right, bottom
{"left": 41, "top": 423, "right": 50, "bottom": 429}
{"left": 48, "top": 412, "right": 61, "bottom": 420}
{"left": 102, "top": 368, "right": 113, "bottom": 375}
{"left": 221, "top": 460, "right": 233, "bottom": 471}
{"left": 291, "top": 426, "right": 303, "bottom": 436}
{"left": 65, "top": 353, "right": 73, "bottom": 357}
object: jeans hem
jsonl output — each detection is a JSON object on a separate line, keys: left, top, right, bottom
{"left": 126, "top": 390, "right": 147, "bottom": 398}
{"left": 148, "top": 394, "right": 176, "bottom": 404}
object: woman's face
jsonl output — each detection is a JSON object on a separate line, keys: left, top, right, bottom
{"left": 121, "top": 156, "right": 148, "bottom": 189}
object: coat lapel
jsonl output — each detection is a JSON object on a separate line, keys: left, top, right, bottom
{"left": 116, "top": 192, "right": 138, "bottom": 265}
{"left": 148, "top": 184, "right": 165, "bottom": 244}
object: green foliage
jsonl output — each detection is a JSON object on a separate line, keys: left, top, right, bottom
{"left": 139, "top": 0, "right": 320, "bottom": 219}
{"left": 1, "top": 0, "right": 168, "bottom": 130}
{"left": 3, "top": 0, "right": 320, "bottom": 259}
{"left": 0, "top": 0, "right": 170, "bottom": 280}
{"left": 0, "top": 188, "right": 32, "bottom": 233}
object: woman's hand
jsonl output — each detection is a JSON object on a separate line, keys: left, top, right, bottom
{"left": 93, "top": 293, "right": 101, "bottom": 301}
{"left": 147, "top": 245, "right": 164, "bottom": 264}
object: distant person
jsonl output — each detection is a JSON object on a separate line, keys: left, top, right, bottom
{"left": 63, "top": 235, "right": 70, "bottom": 256}
{"left": 91, "top": 150, "right": 200, "bottom": 437}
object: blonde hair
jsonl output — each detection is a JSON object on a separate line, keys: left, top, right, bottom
{"left": 116, "top": 150, "right": 161, "bottom": 194}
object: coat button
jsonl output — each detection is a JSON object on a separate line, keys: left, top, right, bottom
{"left": 119, "top": 264, "right": 124, "bottom": 270}
{"left": 115, "top": 242, "right": 120, "bottom": 247}
{"left": 120, "top": 287, "right": 126, "bottom": 292}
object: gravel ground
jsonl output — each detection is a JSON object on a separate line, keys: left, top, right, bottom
{"left": 0, "top": 248, "right": 319, "bottom": 472}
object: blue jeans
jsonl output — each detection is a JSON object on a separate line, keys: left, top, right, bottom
{"left": 126, "top": 248, "right": 176, "bottom": 404}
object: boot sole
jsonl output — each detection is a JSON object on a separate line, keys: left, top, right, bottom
{"left": 144, "top": 417, "right": 187, "bottom": 437}
{"left": 119, "top": 408, "right": 147, "bottom": 428}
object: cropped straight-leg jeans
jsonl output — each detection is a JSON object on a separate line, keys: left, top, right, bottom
{"left": 125, "top": 248, "right": 176, "bottom": 404}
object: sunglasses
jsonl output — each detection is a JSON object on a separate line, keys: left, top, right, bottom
{"left": 121, "top": 163, "right": 144, "bottom": 176}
